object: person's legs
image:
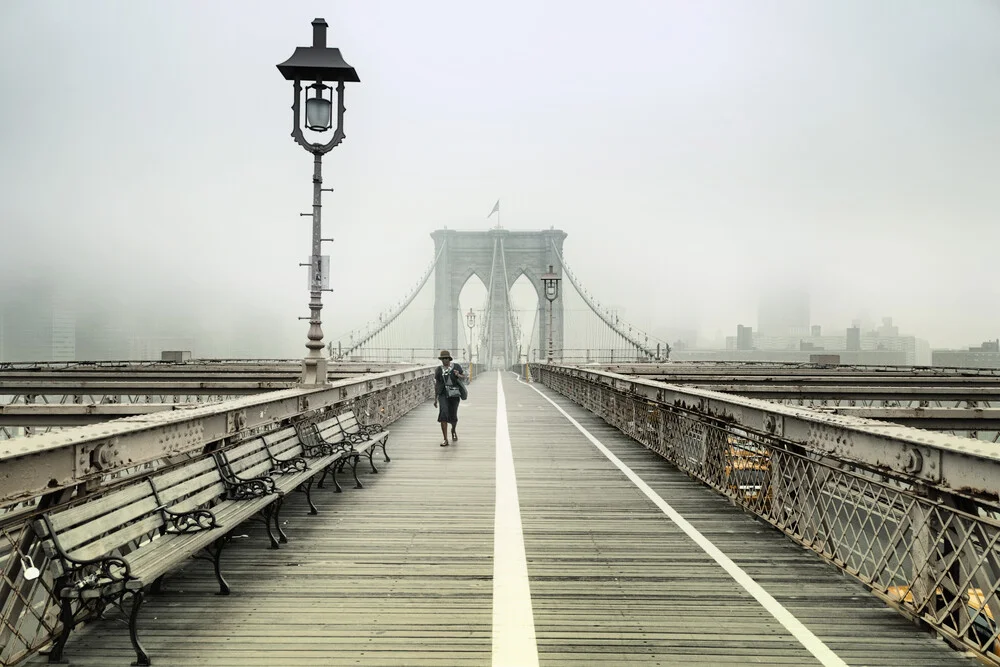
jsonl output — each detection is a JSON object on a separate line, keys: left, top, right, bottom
{"left": 449, "top": 397, "right": 460, "bottom": 440}
{"left": 437, "top": 395, "right": 450, "bottom": 446}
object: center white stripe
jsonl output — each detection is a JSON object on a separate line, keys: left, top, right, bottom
{"left": 492, "top": 372, "right": 539, "bottom": 666}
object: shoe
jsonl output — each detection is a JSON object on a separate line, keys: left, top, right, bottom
{"left": 440, "top": 441, "right": 450, "bottom": 447}
{"left": 452, "top": 431, "right": 458, "bottom": 442}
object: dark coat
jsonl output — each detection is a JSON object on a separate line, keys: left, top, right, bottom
{"left": 435, "top": 363, "right": 465, "bottom": 398}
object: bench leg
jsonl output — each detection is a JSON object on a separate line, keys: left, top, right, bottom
{"left": 127, "top": 590, "right": 151, "bottom": 666}
{"left": 304, "top": 479, "right": 319, "bottom": 515}
{"left": 350, "top": 454, "right": 364, "bottom": 489}
{"left": 367, "top": 449, "right": 379, "bottom": 474}
{"left": 212, "top": 537, "right": 231, "bottom": 595}
{"left": 380, "top": 436, "right": 391, "bottom": 462}
{"left": 263, "top": 505, "right": 280, "bottom": 549}
{"left": 316, "top": 468, "right": 327, "bottom": 489}
{"left": 274, "top": 497, "right": 289, "bottom": 544}
{"left": 47, "top": 589, "right": 74, "bottom": 664}
{"left": 151, "top": 575, "right": 165, "bottom": 594}
{"left": 327, "top": 462, "right": 343, "bottom": 493}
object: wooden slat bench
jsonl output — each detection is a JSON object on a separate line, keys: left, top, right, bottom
{"left": 259, "top": 426, "right": 350, "bottom": 524}
{"left": 335, "top": 410, "right": 390, "bottom": 471}
{"left": 33, "top": 453, "right": 281, "bottom": 666}
{"left": 213, "top": 424, "right": 355, "bottom": 544}
{"left": 294, "top": 420, "right": 359, "bottom": 491}
{"left": 296, "top": 411, "right": 390, "bottom": 488}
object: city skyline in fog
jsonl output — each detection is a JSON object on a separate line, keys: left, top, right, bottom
{"left": 2, "top": 1, "right": 1000, "bottom": 359}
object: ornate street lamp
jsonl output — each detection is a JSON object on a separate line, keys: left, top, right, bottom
{"left": 466, "top": 308, "right": 476, "bottom": 376}
{"left": 277, "top": 18, "right": 360, "bottom": 385}
{"left": 540, "top": 265, "right": 561, "bottom": 363}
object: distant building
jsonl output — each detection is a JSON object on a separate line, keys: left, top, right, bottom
{"left": 846, "top": 327, "right": 861, "bottom": 351}
{"left": 736, "top": 325, "right": 754, "bottom": 351}
{"left": 709, "top": 316, "right": 928, "bottom": 365}
{"left": 876, "top": 317, "right": 899, "bottom": 337}
{"left": 672, "top": 349, "right": 907, "bottom": 365}
{"left": 129, "top": 336, "right": 198, "bottom": 361}
{"left": 932, "top": 340, "right": 1000, "bottom": 369}
{"left": 51, "top": 300, "right": 76, "bottom": 361}
{"left": 758, "top": 290, "right": 810, "bottom": 337}
{"left": 0, "top": 291, "right": 77, "bottom": 361}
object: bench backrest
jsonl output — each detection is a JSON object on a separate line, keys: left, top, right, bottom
{"left": 317, "top": 416, "right": 347, "bottom": 446}
{"left": 294, "top": 421, "right": 323, "bottom": 450}
{"left": 35, "top": 478, "right": 164, "bottom": 564}
{"left": 337, "top": 411, "right": 365, "bottom": 434}
{"left": 149, "top": 456, "right": 226, "bottom": 514}
{"left": 264, "top": 427, "right": 304, "bottom": 460}
{"left": 219, "top": 437, "right": 273, "bottom": 481}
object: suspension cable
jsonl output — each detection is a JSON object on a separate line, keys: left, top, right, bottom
{"left": 549, "top": 240, "right": 669, "bottom": 361}
{"left": 333, "top": 241, "right": 447, "bottom": 360}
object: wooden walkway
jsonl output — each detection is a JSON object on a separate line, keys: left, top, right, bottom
{"left": 25, "top": 372, "right": 973, "bottom": 666}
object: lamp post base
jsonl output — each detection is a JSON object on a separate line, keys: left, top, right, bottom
{"left": 300, "top": 357, "right": 329, "bottom": 385}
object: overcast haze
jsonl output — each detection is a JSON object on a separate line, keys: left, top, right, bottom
{"left": 2, "top": 0, "right": 999, "bottom": 356}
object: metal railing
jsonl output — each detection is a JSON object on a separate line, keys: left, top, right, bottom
{"left": 0, "top": 365, "right": 436, "bottom": 666}
{"left": 533, "top": 363, "right": 1000, "bottom": 663}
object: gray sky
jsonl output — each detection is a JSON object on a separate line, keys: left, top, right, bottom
{"left": 2, "top": 0, "right": 999, "bottom": 354}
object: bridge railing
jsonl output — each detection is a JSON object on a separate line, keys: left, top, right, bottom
{"left": 0, "top": 365, "right": 436, "bottom": 667}
{"left": 533, "top": 363, "right": 1000, "bottom": 663}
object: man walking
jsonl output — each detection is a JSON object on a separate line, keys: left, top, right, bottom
{"left": 433, "top": 350, "right": 466, "bottom": 446}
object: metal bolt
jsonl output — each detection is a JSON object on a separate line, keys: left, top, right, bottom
{"left": 904, "top": 449, "right": 923, "bottom": 474}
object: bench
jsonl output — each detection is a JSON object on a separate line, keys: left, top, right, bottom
{"left": 260, "top": 426, "right": 351, "bottom": 527}
{"left": 294, "top": 420, "right": 359, "bottom": 491}
{"left": 315, "top": 412, "right": 389, "bottom": 479}
{"left": 211, "top": 429, "right": 347, "bottom": 547}
{"left": 33, "top": 454, "right": 281, "bottom": 665}
{"left": 336, "top": 411, "right": 391, "bottom": 469}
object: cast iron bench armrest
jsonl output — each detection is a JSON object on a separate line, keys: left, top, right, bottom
{"left": 211, "top": 451, "right": 279, "bottom": 500}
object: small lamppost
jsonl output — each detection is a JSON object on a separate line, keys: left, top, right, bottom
{"left": 540, "top": 265, "right": 561, "bottom": 364}
{"left": 466, "top": 308, "right": 476, "bottom": 376}
{"left": 277, "top": 18, "right": 360, "bottom": 385}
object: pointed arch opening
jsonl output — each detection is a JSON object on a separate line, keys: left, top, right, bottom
{"left": 457, "top": 272, "right": 488, "bottom": 365}
{"left": 509, "top": 272, "right": 540, "bottom": 362}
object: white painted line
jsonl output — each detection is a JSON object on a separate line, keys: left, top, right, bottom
{"left": 492, "top": 372, "right": 539, "bottom": 666}
{"left": 522, "top": 379, "right": 848, "bottom": 667}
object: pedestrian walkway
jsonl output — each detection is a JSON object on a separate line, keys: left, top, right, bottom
{"left": 26, "top": 372, "right": 972, "bottom": 666}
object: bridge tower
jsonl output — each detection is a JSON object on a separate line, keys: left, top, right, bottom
{"left": 431, "top": 228, "right": 567, "bottom": 369}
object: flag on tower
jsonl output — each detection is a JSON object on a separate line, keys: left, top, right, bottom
{"left": 487, "top": 200, "right": 500, "bottom": 218}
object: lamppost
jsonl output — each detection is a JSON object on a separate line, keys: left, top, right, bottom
{"left": 466, "top": 308, "right": 476, "bottom": 376}
{"left": 277, "top": 18, "right": 360, "bottom": 385}
{"left": 540, "top": 265, "right": 561, "bottom": 364}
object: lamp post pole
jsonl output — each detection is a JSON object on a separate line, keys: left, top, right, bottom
{"left": 540, "top": 265, "right": 561, "bottom": 365}
{"left": 548, "top": 302, "right": 554, "bottom": 363}
{"left": 304, "top": 150, "right": 326, "bottom": 383}
{"left": 466, "top": 309, "right": 476, "bottom": 379}
{"left": 277, "top": 18, "right": 360, "bottom": 385}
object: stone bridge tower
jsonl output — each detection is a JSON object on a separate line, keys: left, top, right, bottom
{"left": 431, "top": 228, "right": 567, "bottom": 368}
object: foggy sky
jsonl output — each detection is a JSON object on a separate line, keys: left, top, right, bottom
{"left": 2, "top": 0, "right": 999, "bottom": 355}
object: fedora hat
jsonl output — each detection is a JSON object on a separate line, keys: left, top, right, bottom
{"left": 438, "top": 350, "right": 453, "bottom": 360}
